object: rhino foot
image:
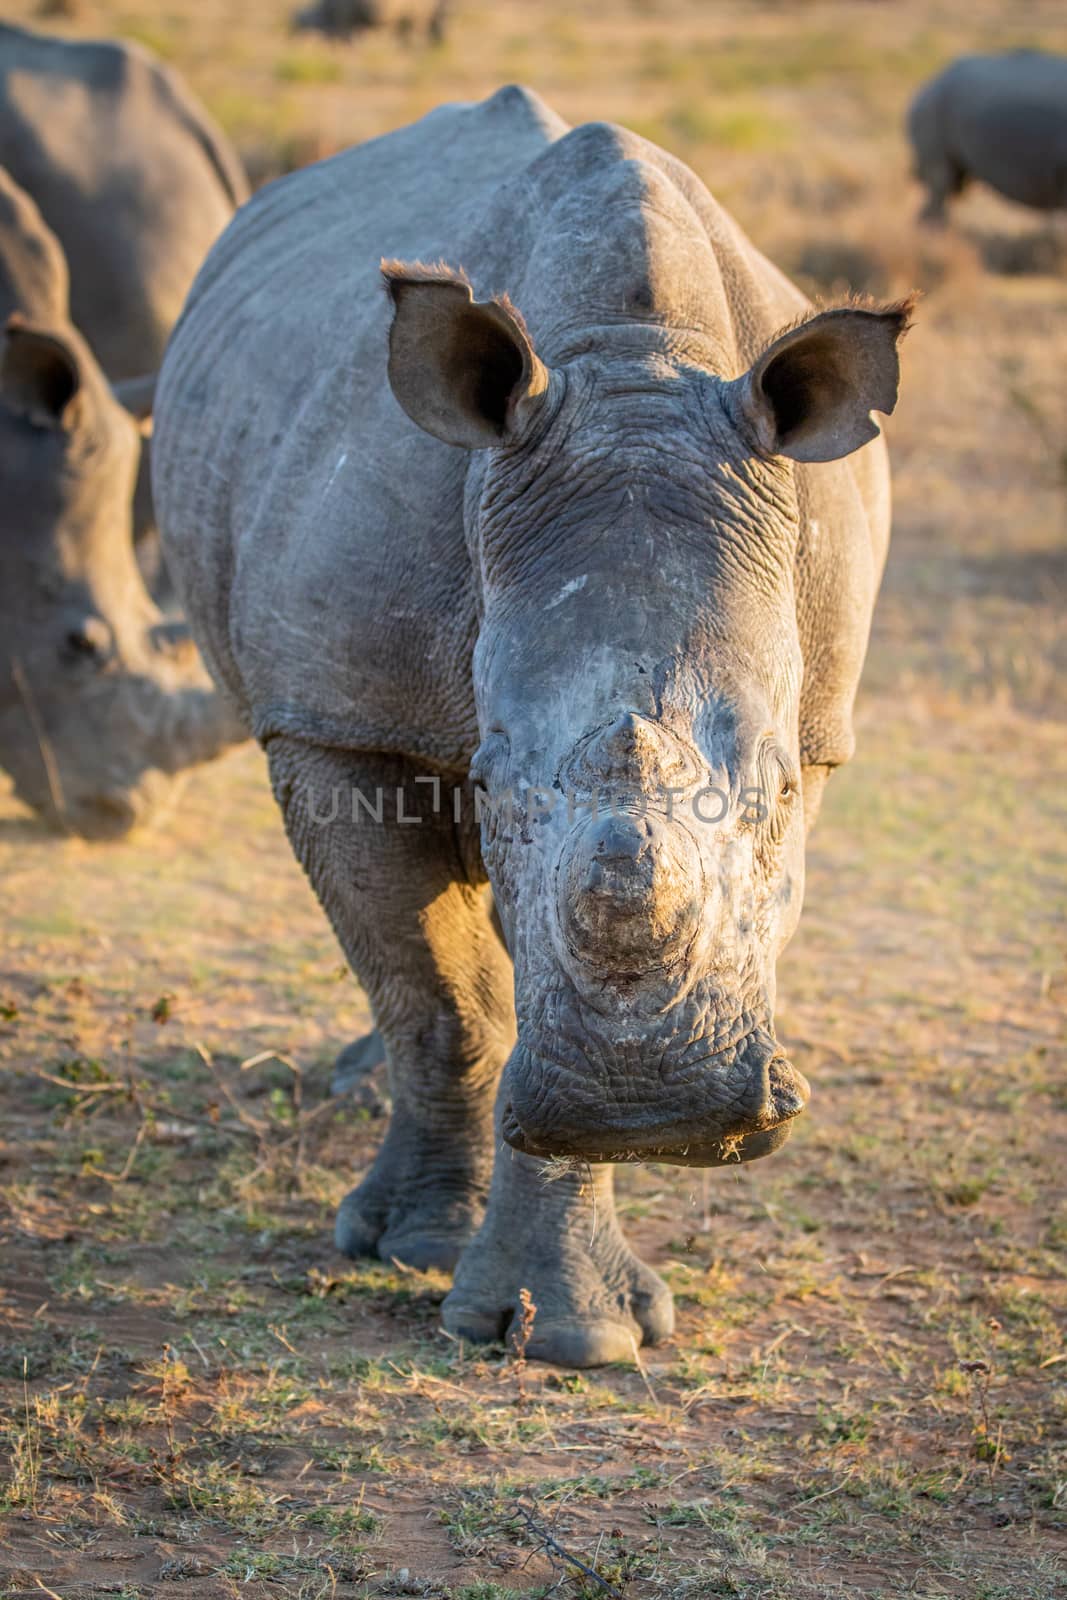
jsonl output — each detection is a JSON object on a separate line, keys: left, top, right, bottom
{"left": 441, "top": 1154, "right": 673, "bottom": 1367}
{"left": 334, "top": 1115, "right": 489, "bottom": 1273}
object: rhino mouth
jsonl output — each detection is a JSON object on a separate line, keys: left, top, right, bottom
{"left": 500, "top": 1104, "right": 800, "bottom": 1167}
{"left": 499, "top": 1035, "right": 810, "bottom": 1168}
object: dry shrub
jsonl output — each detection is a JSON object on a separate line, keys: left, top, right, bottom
{"left": 783, "top": 206, "right": 982, "bottom": 302}
{"left": 242, "top": 130, "right": 343, "bottom": 189}
{"left": 971, "top": 226, "right": 1067, "bottom": 278}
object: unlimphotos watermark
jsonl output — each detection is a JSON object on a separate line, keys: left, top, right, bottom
{"left": 302, "top": 778, "right": 769, "bottom": 828}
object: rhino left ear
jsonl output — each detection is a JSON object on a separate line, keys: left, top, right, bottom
{"left": 382, "top": 260, "right": 549, "bottom": 450}
{"left": 730, "top": 299, "right": 915, "bottom": 464}
{"left": 0, "top": 316, "right": 83, "bottom": 431}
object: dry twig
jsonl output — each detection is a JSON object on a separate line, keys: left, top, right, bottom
{"left": 516, "top": 1502, "right": 626, "bottom": 1598}
{"left": 509, "top": 1287, "right": 537, "bottom": 1406}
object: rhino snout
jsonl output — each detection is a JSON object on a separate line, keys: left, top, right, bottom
{"left": 501, "top": 1028, "right": 810, "bottom": 1167}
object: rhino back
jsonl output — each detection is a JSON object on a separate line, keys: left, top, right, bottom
{"left": 156, "top": 86, "right": 568, "bottom": 767}
{"left": 155, "top": 87, "right": 887, "bottom": 773}
{"left": 0, "top": 22, "right": 243, "bottom": 376}
{"left": 939, "top": 52, "right": 1067, "bottom": 209}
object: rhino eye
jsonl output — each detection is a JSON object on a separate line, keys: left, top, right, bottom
{"left": 755, "top": 742, "right": 798, "bottom": 844}
{"left": 470, "top": 730, "right": 509, "bottom": 787}
{"left": 63, "top": 618, "right": 112, "bottom": 665}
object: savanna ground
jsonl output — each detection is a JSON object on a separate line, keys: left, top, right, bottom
{"left": 2, "top": 0, "right": 1067, "bottom": 1595}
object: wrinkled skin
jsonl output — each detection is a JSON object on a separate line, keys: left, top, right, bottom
{"left": 155, "top": 88, "right": 910, "bottom": 1364}
{"left": 0, "top": 20, "right": 248, "bottom": 380}
{"left": 0, "top": 171, "right": 245, "bottom": 838}
{"left": 908, "top": 50, "right": 1067, "bottom": 223}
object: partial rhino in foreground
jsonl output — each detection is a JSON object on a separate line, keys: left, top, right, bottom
{"left": 156, "top": 87, "right": 911, "bottom": 1365}
{"left": 0, "top": 26, "right": 250, "bottom": 839}
{"left": 908, "top": 50, "right": 1067, "bottom": 222}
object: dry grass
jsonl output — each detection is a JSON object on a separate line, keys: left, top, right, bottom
{"left": 1, "top": 0, "right": 1067, "bottom": 1595}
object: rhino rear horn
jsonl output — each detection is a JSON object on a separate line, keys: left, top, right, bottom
{"left": 382, "top": 261, "right": 549, "bottom": 450}
{"left": 0, "top": 316, "right": 82, "bottom": 430}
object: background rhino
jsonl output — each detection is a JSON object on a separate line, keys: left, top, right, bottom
{"left": 908, "top": 49, "right": 1067, "bottom": 222}
{"left": 0, "top": 162, "right": 245, "bottom": 839}
{"left": 154, "top": 87, "right": 909, "bottom": 1365}
{"left": 292, "top": 0, "right": 449, "bottom": 43}
{"left": 0, "top": 20, "right": 249, "bottom": 380}
{"left": 0, "top": 24, "right": 251, "bottom": 839}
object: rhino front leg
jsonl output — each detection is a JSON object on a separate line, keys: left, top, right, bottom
{"left": 268, "top": 740, "right": 514, "bottom": 1273}
{"left": 443, "top": 1092, "right": 675, "bottom": 1367}
{"left": 917, "top": 153, "right": 968, "bottom": 224}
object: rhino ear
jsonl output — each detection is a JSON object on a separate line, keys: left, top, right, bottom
{"left": 0, "top": 317, "right": 83, "bottom": 431}
{"left": 730, "top": 299, "right": 915, "bottom": 464}
{"left": 382, "top": 261, "right": 549, "bottom": 449}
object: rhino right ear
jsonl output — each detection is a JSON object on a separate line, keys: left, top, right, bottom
{"left": 382, "top": 261, "right": 549, "bottom": 449}
{"left": 728, "top": 299, "right": 914, "bottom": 464}
{"left": 0, "top": 317, "right": 83, "bottom": 431}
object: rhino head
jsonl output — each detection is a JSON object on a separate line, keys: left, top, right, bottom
{"left": 0, "top": 316, "right": 245, "bottom": 838}
{"left": 383, "top": 263, "right": 909, "bottom": 1166}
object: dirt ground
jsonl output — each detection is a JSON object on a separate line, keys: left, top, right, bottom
{"left": 1, "top": 1, "right": 1066, "bottom": 1596}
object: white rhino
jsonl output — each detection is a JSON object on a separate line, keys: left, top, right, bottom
{"left": 155, "top": 88, "right": 910, "bottom": 1365}
{"left": 0, "top": 163, "right": 245, "bottom": 839}
{"left": 908, "top": 50, "right": 1067, "bottom": 222}
{"left": 0, "top": 24, "right": 251, "bottom": 837}
{"left": 0, "top": 19, "right": 249, "bottom": 379}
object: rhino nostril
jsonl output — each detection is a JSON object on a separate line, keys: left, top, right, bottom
{"left": 767, "top": 1056, "right": 810, "bottom": 1121}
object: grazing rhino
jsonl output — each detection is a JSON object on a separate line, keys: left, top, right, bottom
{"left": 908, "top": 50, "right": 1067, "bottom": 222}
{"left": 292, "top": 0, "right": 449, "bottom": 44}
{"left": 0, "top": 20, "right": 248, "bottom": 380}
{"left": 155, "top": 87, "right": 910, "bottom": 1365}
{"left": 0, "top": 163, "right": 244, "bottom": 839}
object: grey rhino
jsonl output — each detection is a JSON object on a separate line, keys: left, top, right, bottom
{"left": 0, "top": 162, "right": 245, "bottom": 839}
{"left": 0, "top": 20, "right": 249, "bottom": 380}
{"left": 155, "top": 87, "right": 910, "bottom": 1365}
{"left": 293, "top": 0, "right": 449, "bottom": 43}
{"left": 908, "top": 50, "right": 1067, "bottom": 222}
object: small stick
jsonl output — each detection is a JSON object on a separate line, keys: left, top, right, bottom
{"left": 98, "top": 1120, "right": 148, "bottom": 1184}
{"left": 22, "top": 1068, "right": 255, "bottom": 1138}
{"left": 516, "top": 1503, "right": 625, "bottom": 1598}
{"left": 510, "top": 1287, "right": 537, "bottom": 1406}
{"left": 629, "top": 1332, "right": 660, "bottom": 1408}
